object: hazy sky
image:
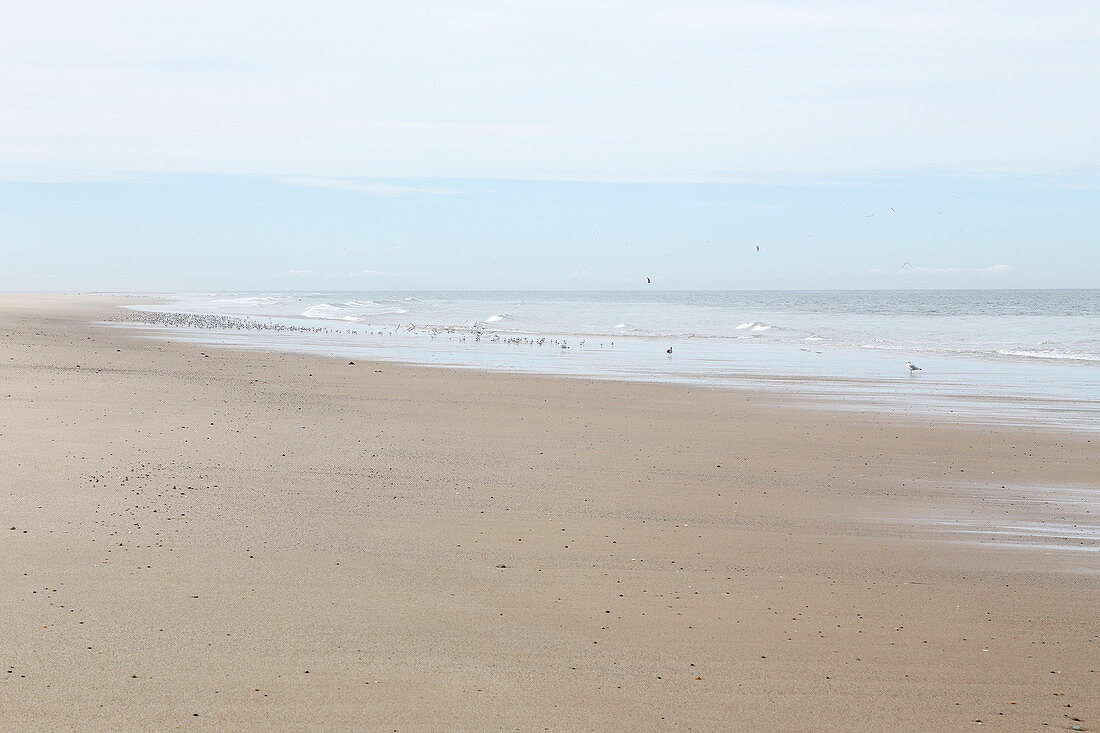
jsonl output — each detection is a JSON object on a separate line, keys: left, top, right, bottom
{"left": 1, "top": 1, "right": 1097, "bottom": 290}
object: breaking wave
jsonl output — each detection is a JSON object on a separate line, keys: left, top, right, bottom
{"left": 997, "top": 349, "right": 1100, "bottom": 362}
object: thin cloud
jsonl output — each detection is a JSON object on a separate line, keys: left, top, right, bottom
{"left": 347, "top": 270, "right": 395, "bottom": 277}
{"left": 860, "top": 264, "right": 1015, "bottom": 276}
{"left": 902, "top": 264, "right": 1014, "bottom": 275}
{"left": 0, "top": 167, "right": 138, "bottom": 184}
{"left": 278, "top": 177, "right": 462, "bottom": 197}
{"left": 276, "top": 269, "right": 397, "bottom": 278}
{"left": 568, "top": 269, "right": 590, "bottom": 279}
{"left": 3, "top": 2, "right": 1096, "bottom": 182}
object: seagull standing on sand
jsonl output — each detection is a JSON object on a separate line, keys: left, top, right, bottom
{"left": 906, "top": 361, "right": 922, "bottom": 373}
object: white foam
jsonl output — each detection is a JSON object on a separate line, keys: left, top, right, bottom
{"left": 208, "top": 296, "right": 280, "bottom": 306}
{"left": 301, "top": 303, "right": 347, "bottom": 318}
{"left": 998, "top": 349, "right": 1100, "bottom": 362}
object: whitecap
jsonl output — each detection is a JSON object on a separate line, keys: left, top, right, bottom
{"left": 997, "top": 349, "right": 1100, "bottom": 362}
{"left": 301, "top": 303, "right": 347, "bottom": 318}
{"left": 209, "top": 296, "right": 280, "bottom": 306}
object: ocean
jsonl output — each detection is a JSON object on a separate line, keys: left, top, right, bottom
{"left": 114, "top": 289, "right": 1100, "bottom": 429}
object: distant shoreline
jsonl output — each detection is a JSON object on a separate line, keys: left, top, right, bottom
{"left": 98, "top": 289, "right": 1100, "bottom": 433}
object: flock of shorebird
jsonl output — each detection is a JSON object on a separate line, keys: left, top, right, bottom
{"left": 114, "top": 310, "right": 355, "bottom": 334}
{"left": 117, "top": 310, "right": 925, "bottom": 374}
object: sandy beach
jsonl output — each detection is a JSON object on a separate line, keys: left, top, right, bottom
{"left": 1, "top": 294, "right": 1096, "bottom": 731}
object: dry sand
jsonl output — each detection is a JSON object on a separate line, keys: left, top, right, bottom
{"left": 1, "top": 294, "right": 1096, "bottom": 731}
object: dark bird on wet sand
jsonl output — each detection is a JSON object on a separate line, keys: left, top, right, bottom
{"left": 666, "top": 347, "right": 673, "bottom": 355}
{"left": 647, "top": 277, "right": 651, "bottom": 283}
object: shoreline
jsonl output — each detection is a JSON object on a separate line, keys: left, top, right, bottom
{"left": 2, "top": 294, "right": 1097, "bottom": 730}
{"left": 108, "top": 303, "right": 1100, "bottom": 433}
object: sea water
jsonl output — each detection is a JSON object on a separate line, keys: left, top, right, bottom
{"left": 116, "top": 289, "right": 1100, "bottom": 430}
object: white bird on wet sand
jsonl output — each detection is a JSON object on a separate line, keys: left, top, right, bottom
{"left": 906, "top": 361, "right": 922, "bottom": 372}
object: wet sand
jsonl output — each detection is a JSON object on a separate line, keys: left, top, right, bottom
{"left": 1, "top": 294, "right": 1097, "bottom": 731}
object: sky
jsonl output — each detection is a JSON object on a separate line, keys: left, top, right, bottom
{"left": 1, "top": 0, "right": 1097, "bottom": 290}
